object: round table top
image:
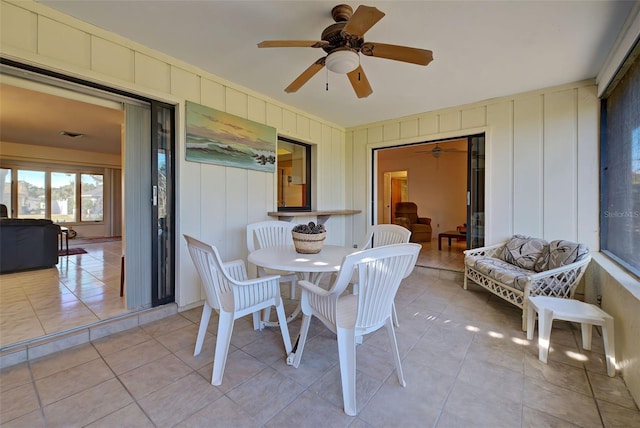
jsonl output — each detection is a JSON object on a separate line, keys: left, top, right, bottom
{"left": 248, "top": 245, "right": 355, "bottom": 273}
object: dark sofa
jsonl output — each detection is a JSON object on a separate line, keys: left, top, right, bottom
{"left": 0, "top": 219, "right": 60, "bottom": 273}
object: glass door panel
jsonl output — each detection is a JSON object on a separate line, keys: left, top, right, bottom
{"left": 467, "top": 134, "right": 485, "bottom": 248}
{"left": 151, "top": 102, "right": 175, "bottom": 306}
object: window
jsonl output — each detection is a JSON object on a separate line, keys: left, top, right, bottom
{"left": 51, "top": 172, "right": 76, "bottom": 223}
{"left": 1, "top": 165, "right": 104, "bottom": 223}
{"left": 81, "top": 174, "right": 104, "bottom": 221}
{"left": 17, "top": 170, "right": 45, "bottom": 219}
{"left": 601, "top": 39, "right": 640, "bottom": 277}
{"left": 277, "top": 137, "right": 311, "bottom": 211}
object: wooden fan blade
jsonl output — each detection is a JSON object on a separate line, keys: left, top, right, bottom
{"left": 361, "top": 42, "right": 433, "bottom": 66}
{"left": 341, "top": 5, "right": 385, "bottom": 38}
{"left": 258, "top": 40, "right": 329, "bottom": 48}
{"left": 347, "top": 65, "right": 373, "bottom": 98}
{"left": 284, "top": 58, "right": 326, "bottom": 93}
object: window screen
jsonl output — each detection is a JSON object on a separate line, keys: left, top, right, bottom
{"left": 601, "top": 40, "right": 640, "bottom": 277}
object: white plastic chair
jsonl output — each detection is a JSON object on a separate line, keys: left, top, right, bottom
{"left": 184, "top": 235, "right": 292, "bottom": 386}
{"left": 357, "top": 224, "right": 411, "bottom": 327}
{"left": 292, "top": 243, "right": 421, "bottom": 416}
{"left": 247, "top": 221, "right": 298, "bottom": 299}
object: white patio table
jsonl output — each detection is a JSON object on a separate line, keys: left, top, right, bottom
{"left": 248, "top": 244, "right": 355, "bottom": 363}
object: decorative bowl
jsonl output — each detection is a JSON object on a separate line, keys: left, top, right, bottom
{"left": 292, "top": 231, "right": 326, "bottom": 254}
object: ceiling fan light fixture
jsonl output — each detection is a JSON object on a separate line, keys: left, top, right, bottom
{"left": 325, "top": 50, "right": 359, "bottom": 74}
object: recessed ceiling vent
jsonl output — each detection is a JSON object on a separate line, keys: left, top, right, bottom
{"left": 59, "top": 130, "right": 85, "bottom": 138}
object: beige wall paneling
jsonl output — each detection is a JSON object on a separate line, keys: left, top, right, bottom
{"left": 332, "top": 126, "right": 348, "bottom": 244}
{"left": 316, "top": 124, "right": 331, "bottom": 213}
{"left": 201, "top": 78, "right": 225, "bottom": 111}
{"left": 543, "top": 89, "right": 578, "bottom": 241}
{"left": 171, "top": 66, "right": 201, "bottom": 102}
{"left": 462, "top": 106, "right": 487, "bottom": 129}
{"left": 225, "top": 167, "right": 249, "bottom": 261}
{"left": 351, "top": 129, "right": 369, "bottom": 244}
{"left": 310, "top": 119, "right": 322, "bottom": 143}
{"left": 485, "top": 101, "right": 514, "bottom": 244}
{"left": 178, "top": 156, "right": 202, "bottom": 307}
{"left": 367, "top": 125, "right": 383, "bottom": 144}
{"left": 383, "top": 122, "right": 400, "bottom": 142}
{"left": 247, "top": 96, "right": 266, "bottom": 124}
{"left": 513, "top": 95, "right": 544, "bottom": 238}
{"left": 1, "top": 2, "right": 37, "bottom": 52}
{"left": 282, "top": 110, "right": 297, "bottom": 136}
{"left": 134, "top": 52, "right": 171, "bottom": 93}
{"left": 91, "top": 37, "right": 134, "bottom": 83}
{"left": 439, "top": 110, "right": 462, "bottom": 133}
{"left": 296, "top": 115, "right": 310, "bottom": 140}
{"left": 198, "top": 164, "right": 226, "bottom": 258}
{"left": 225, "top": 87, "right": 247, "bottom": 118}
{"left": 344, "top": 131, "right": 356, "bottom": 245}
{"left": 247, "top": 169, "right": 274, "bottom": 225}
{"left": 322, "top": 126, "right": 347, "bottom": 245}
{"left": 419, "top": 114, "right": 439, "bottom": 136}
{"left": 576, "top": 85, "right": 600, "bottom": 250}
{"left": 38, "top": 17, "right": 90, "bottom": 69}
{"left": 400, "top": 118, "right": 419, "bottom": 140}
{"left": 266, "top": 104, "right": 283, "bottom": 130}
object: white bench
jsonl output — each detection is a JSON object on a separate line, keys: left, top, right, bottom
{"left": 527, "top": 295, "right": 616, "bottom": 377}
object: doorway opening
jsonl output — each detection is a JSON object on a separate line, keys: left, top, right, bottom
{"left": 382, "top": 171, "right": 408, "bottom": 224}
{"left": 374, "top": 134, "right": 485, "bottom": 270}
{"left": 0, "top": 60, "right": 175, "bottom": 349}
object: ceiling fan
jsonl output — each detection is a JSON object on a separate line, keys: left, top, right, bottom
{"left": 257, "top": 4, "right": 433, "bottom": 98}
{"left": 419, "top": 143, "right": 467, "bottom": 158}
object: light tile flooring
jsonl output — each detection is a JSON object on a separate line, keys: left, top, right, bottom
{"left": 0, "top": 239, "right": 129, "bottom": 348}
{"left": 0, "top": 237, "right": 465, "bottom": 350}
{"left": 416, "top": 237, "right": 466, "bottom": 271}
{"left": 2, "top": 268, "right": 639, "bottom": 427}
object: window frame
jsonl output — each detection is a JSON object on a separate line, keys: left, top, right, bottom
{"left": 277, "top": 136, "right": 312, "bottom": 212}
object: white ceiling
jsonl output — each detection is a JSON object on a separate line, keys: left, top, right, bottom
{"left": 36, "top": 1, "right": 635, "bottom": 128}
{"left": 0, "top": 82, "right": 124, "bottom": 154}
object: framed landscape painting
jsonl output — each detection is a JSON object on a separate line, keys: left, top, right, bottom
{"left": 185, "top": 101, "right": 277, "bottom": 172}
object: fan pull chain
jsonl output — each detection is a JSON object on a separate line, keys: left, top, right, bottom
{"left": 358, "top": 57, "right": 361, "bottom": 81}
{"left": 326, "top": 67, "right": 329, "bottom": 91}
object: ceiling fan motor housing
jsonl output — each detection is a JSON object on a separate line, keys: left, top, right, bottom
{"left": 321, "top": 22, "right": 363, "bottom": 54}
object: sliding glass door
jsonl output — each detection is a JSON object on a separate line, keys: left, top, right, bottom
{"left": 151, "top": 102, "right": 175, "bottom": 306}
{"left": 467, "top": 134, "right": 485, "bottom": 248}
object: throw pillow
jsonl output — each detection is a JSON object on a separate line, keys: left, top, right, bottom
{"left": 501, "top": 234, "right": 548, "bottom": 271}
{"left": 547, "top": 240, "right": 589, "bottom": 270}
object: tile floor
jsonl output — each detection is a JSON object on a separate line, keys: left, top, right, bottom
{"left": 0, "top": 237, "right": 464, "bottom": 349}
{"left": 1, "top": 267, "right": 638, "bottom": 427}
{"left": 0, "top": 239, "right": 129, "bottom": 347}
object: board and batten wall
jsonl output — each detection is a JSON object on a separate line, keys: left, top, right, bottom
{"left": 346, "top": 82, "right": 600, "bottom": 250}
{"left": 0, "top": 0, "right": 348, "bottom": 309}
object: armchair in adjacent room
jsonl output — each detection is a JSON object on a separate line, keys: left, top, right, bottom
{"left": 393, "top": 202, "right": 432, "bottom": 242}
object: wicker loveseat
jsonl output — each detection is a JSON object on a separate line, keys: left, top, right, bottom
{"left": 463, "top": 235, "right": 591, "bottom": 331}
